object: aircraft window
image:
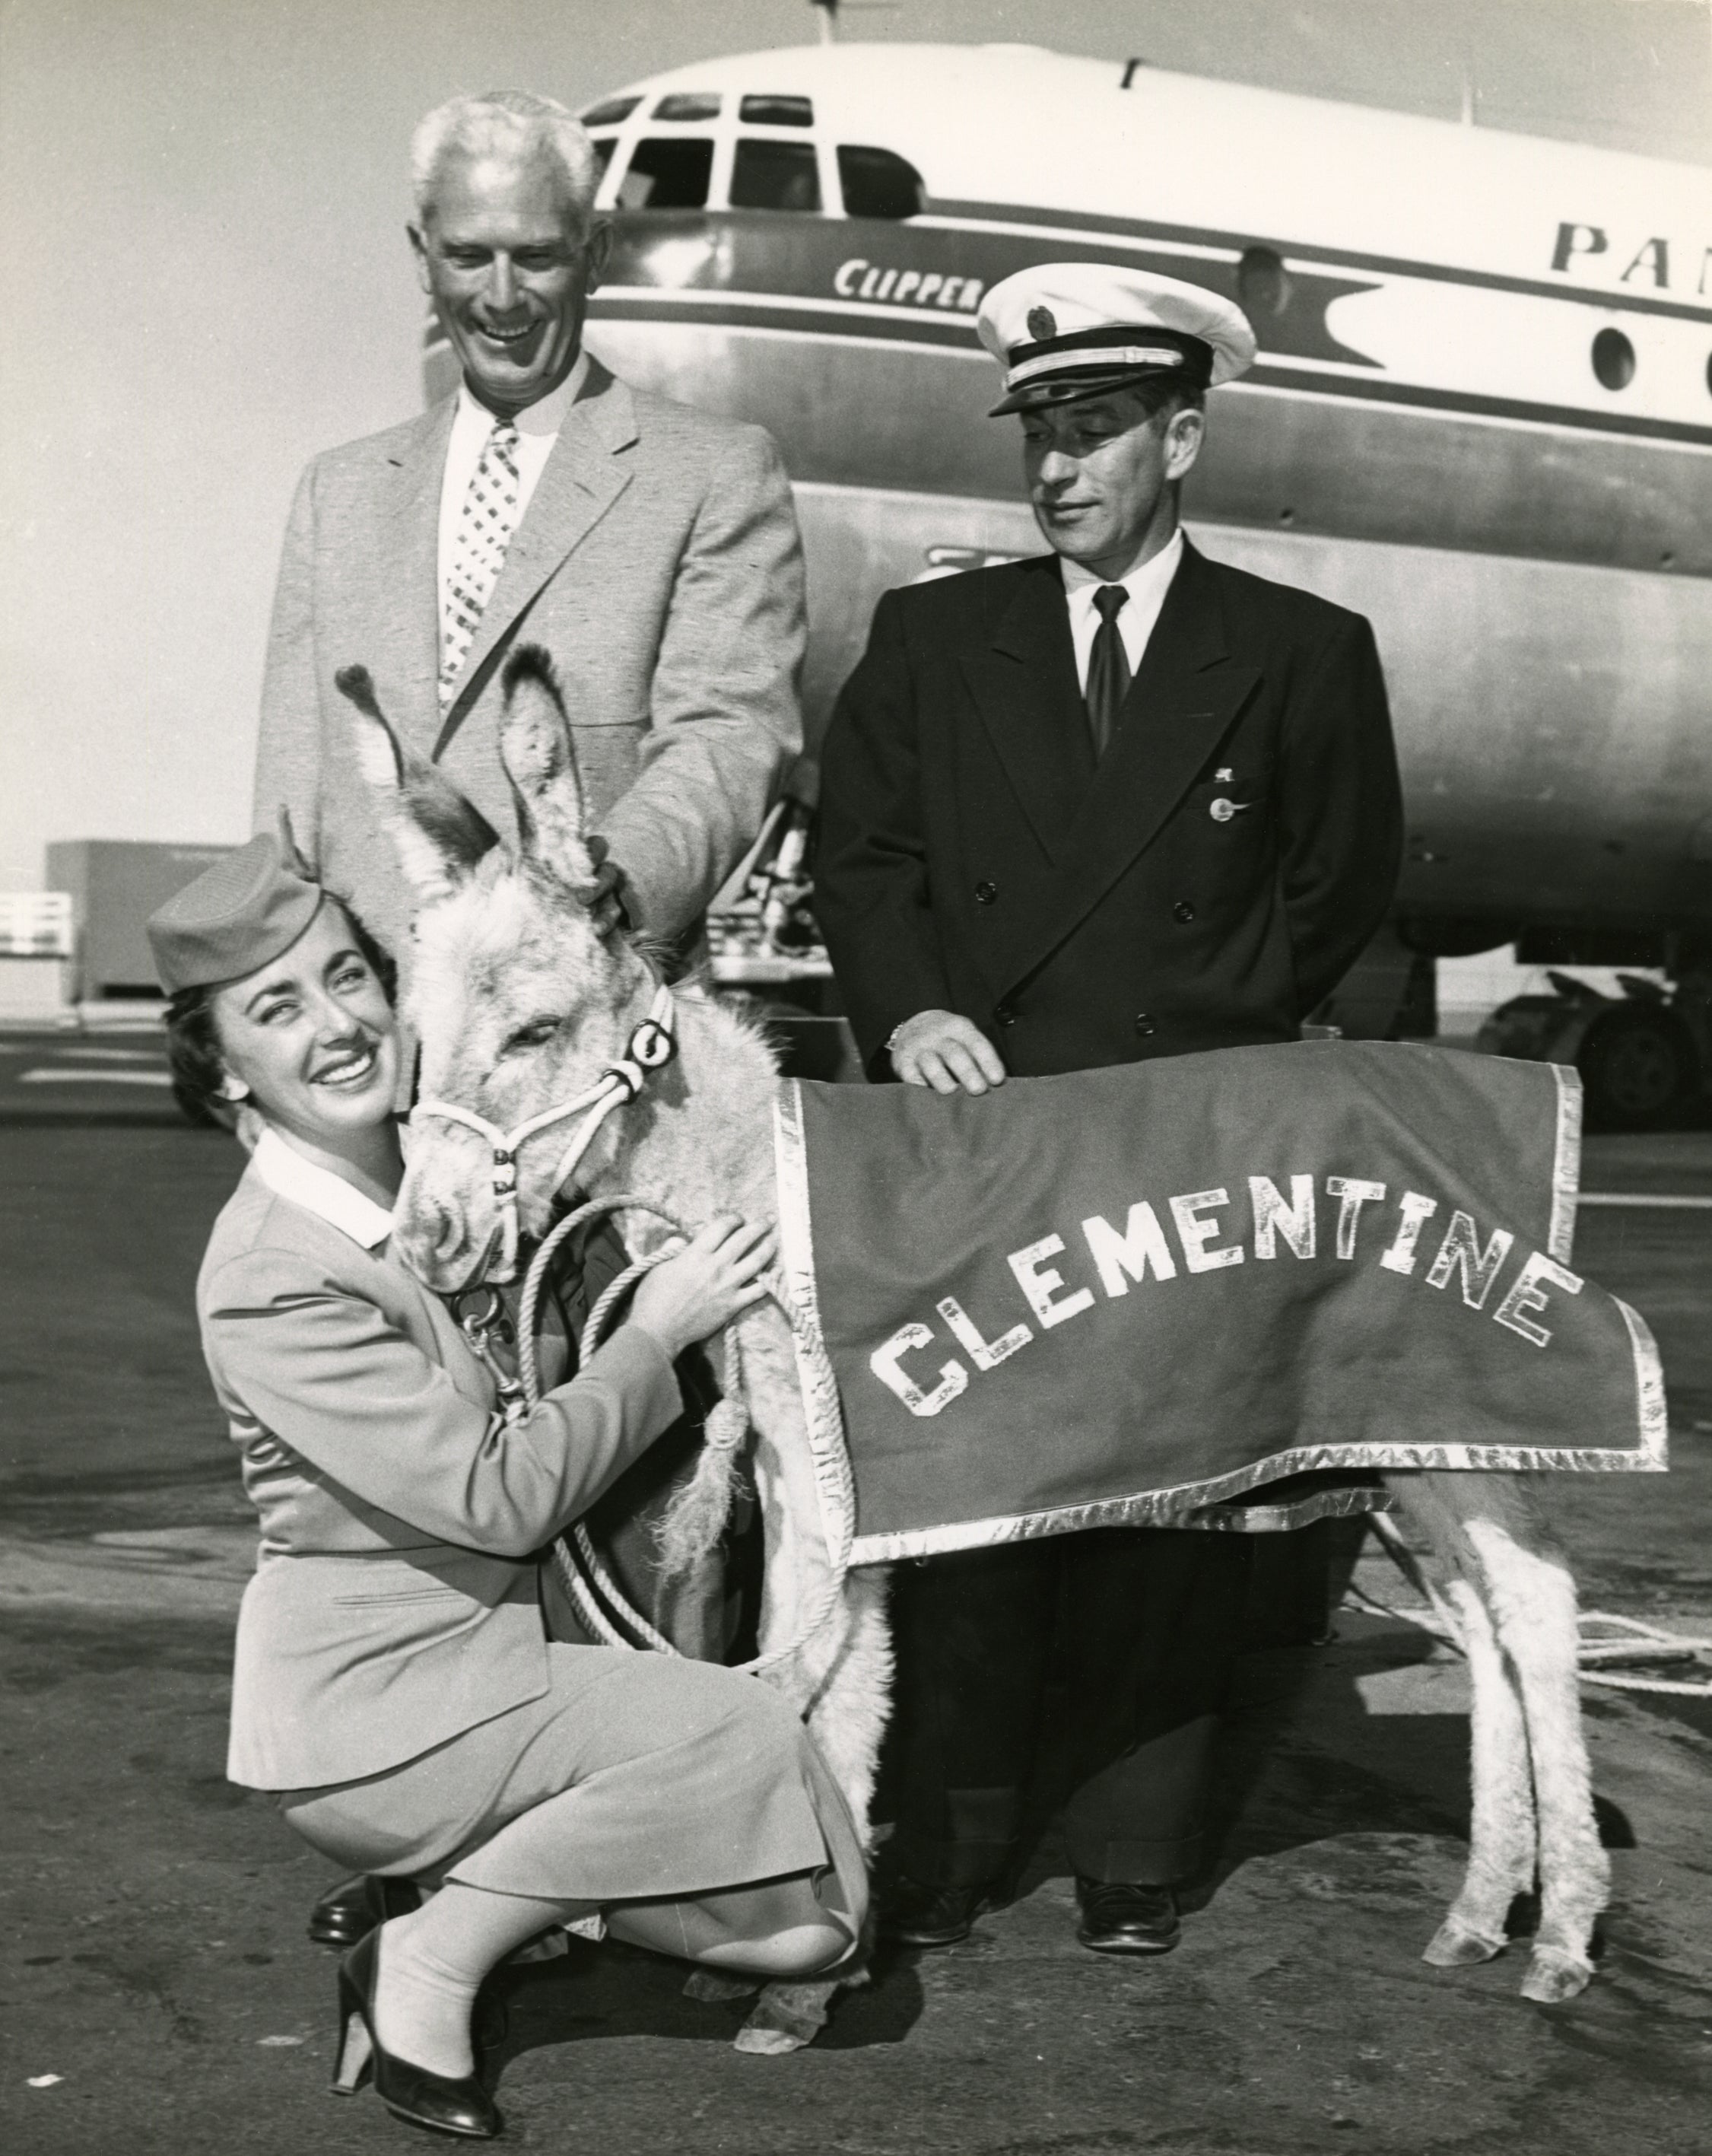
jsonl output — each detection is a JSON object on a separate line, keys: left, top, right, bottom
{"left": 730, "top": 139, "right": 822, "bottom": 213}
{"left": 581, "top": 95, "right": 641, "bottom": 127}
{"left": 740, "top": 94, "right": 813, "bottom": 126}
{"left": 837, "top": 145, "right": 925, "bottom": 220}
{"left": 1236, "top": 246, "right": 1291, "bottom": 322}
{"left": 618, "top": 138, "right": 714, "bottom": 211}
{"left": 1591, "top": 327, "right": 1635, "bottom": 392}
{"left": 589, "top": 136, "right": 618, "bottom": 180}
{"left": 653, "top": 92, "right": 721, "bottom": 122}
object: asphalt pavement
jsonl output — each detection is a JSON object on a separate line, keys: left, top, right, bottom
{"left": 2, "top": 1032, "right": 1710, "bottom": 2155}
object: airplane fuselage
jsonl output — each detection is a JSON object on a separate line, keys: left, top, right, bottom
{"left": 428, "top": 43, "right": 1712, "bottom": 965}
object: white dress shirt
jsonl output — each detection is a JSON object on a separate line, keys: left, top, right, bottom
{"left": 1061, "top": 527, "right": 1186, "bottom": 694}
{"left": 436, "top": 353, "right": 590, "bottom": 627}
{"left": 251, "top": 1126, "right": 394, "bottom": 1250}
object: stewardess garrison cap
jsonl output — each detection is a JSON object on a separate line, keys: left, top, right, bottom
{"left": 977, "top": 263, "right": 1256, "bottom": 416}
{"left": 146, "top": 831, "right": 323, "bottom": 995}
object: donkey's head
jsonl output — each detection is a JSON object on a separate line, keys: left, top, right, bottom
{"left": 340, "top": 648, "right": 659, "bottom": 1291}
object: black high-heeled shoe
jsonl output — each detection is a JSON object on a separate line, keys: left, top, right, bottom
{"left": 332, "top": 1925, "right": 503, "bottom": 2140}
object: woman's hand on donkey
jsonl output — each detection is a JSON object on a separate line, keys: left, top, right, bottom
{"left": 630, "top": 1215, "right": 778, "bottom": 1359}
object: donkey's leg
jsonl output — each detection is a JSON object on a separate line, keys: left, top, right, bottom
{"left": 1463, "top": 1497, "right": 1607, "bottom": 2002}
{"left": 707, "top": 1308, "right": 891, "bottom": 2054}
{"left": 1391, "top": 1477, "right": 1537, "bottom": 1969}
{"left": 1428, "top": 1575, "right": 1535, "bottom": 1966}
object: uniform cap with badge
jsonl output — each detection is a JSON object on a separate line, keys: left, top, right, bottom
{"left": 146, "top": 826, "right": 326, "bottom": 996}
{"left": 977, "top": 263, "right": 1257, "bottom": 417}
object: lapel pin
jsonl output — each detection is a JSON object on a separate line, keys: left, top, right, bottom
{"left": 1215, "top": 767, "right": 1234, "bottom": 781}
{"left": 1210, "top": 796, "right": 1250, "bottom": 822}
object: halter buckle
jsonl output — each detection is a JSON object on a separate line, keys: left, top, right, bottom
{"left": 630, "top": 1017, "right": 675, "bottom": 1070}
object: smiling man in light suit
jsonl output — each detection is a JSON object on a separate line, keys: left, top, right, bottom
{"left": 255, "top": 88, "right": 805, "bottom": 960}
{"left": 256, "top": 87, "right": 805, "bottom": 1957}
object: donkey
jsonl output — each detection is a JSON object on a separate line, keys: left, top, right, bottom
{"left": 344, "top": 647, "right": 1608, "bottom": 2023}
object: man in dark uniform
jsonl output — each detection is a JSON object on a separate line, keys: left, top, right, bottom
{"left": 813, "top": 263, "right": 1403, "bottom": 1955}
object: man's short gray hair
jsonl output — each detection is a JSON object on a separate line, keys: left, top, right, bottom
{"left": 410, "top": 90, "right": 600, "bottom": 227}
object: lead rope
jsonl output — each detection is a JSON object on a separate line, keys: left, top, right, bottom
{"left": 516, "top": 1196, "right": 849, "bottom": 1677}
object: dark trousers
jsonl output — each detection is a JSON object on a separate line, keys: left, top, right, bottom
{"left": 885, "top": 1526, "right": 1251, "bottom": 1887}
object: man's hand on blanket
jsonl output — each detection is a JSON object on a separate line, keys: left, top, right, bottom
{"left": 890, "top": 1010, "right": 1008, "bottom": 1096}
{"left": 630, "top": 1214, "right": 777, "bottom": 1359}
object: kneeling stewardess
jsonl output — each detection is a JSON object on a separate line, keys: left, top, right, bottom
{"left": 150, "top": 833, "right": 865, "bottom": 2142}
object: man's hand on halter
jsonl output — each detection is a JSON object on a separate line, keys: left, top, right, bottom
{"left": 630, "top": 1214, "right": 777, "bottom": 1359}
{"left": 889, "top": 1010, "right": 1008, "bottom": 1096}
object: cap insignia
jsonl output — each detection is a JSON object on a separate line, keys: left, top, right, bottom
{"left": 1026, "top": 305, "right": 1056, "bottom": 342}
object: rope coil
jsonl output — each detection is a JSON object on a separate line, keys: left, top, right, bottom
{"left": 517, "top": 1194, "right": 849, "bottom": 1677}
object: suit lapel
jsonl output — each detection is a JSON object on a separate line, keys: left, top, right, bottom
{"left": 998, "top": 541, "right": 1259, "bottom": 991}
{"left": 434, "top": 361, "right": 637, "bottom": 760}
{"left": 958, "top": 558, "right": 1095, "bottom": 865}
{"left": 371, "top": 399, "right": 455, "bottom": 758}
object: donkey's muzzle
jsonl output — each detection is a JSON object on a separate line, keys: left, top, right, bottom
{"left": 395, "top": 1191, "right": 506, "bottom": 1294}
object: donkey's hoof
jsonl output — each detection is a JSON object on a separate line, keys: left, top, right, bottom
{"left": 732, "top": 1980, "right": 834, "bottom": 2053}
{"left": 733, "top": 2023, "right": 813, "bottom": 2056}
{"left": 1423, "top": 1920, "right": 1506, "bottom": 1967}
{"left": 1520, "top": 1949, "right": 1593, "bottom": 2004}
{"left": 682, "top": 1968, "right": 761, "bottom": 2005}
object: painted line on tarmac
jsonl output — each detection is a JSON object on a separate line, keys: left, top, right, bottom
{"left": 42, "top": 1045, "right": 161, "bottom": 1064}
{"left": 0, "top": 1529, "right": 250, "bottom": 1617}
{"left": 17, "top": 1068, "right": 171, "bottom": 1087}
{"left": 1577, "top": 1192, "right": 1712, "bottom": 1210}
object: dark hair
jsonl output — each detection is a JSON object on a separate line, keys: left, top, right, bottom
{"left": 1126, "top": 376, "right": 1207, "bottom": 423}
{"left": 163, "top": 903, "right": 398, "bottom": 1131}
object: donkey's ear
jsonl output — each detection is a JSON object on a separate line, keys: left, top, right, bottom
{"left": 498, "top": 647, "right": 598, "bottom": 889}
{"left": 335, "top": 665, "right": 500, "bottom": 900}
{"left": 275, "top": 806, "right": 316, "bottom": 879}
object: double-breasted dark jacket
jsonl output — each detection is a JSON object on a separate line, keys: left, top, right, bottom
{"left": 814, "top": 538, "right": 1404, "bottom": 1078}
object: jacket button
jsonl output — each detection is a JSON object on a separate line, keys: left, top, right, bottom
{"left": 1172, "top": 900, "right": 1196, "bottom": 924}
{"left": 994, "top": 1002, "right": 1017, "bottom": 1027}
{"left": 974, "top": 879, "right": 998, "bottom": 905}
{"left": 1134, "top": 1013, "right": 1157, "bottom": 1037}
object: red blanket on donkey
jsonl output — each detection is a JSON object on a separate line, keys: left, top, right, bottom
{"left": 771, "top": 1041, "right": 1666, "bottom": 1566}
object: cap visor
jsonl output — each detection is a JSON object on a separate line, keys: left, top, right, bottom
{"left": 988, "top": 364, "right": 1194, "bottom": 418}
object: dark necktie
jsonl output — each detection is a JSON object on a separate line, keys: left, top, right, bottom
{"left": 1085, "top": 584, "right": 1132, "bottom": 760}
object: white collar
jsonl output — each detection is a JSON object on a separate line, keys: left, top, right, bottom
{"left": 251, "top": 1127, "right": 395, "bottom": 1251}
{"left": 452, "top": 348, "right": 589, "bottom": 443}
{"left": 1059, "top": 526, "right": 1185, "bottom": 607}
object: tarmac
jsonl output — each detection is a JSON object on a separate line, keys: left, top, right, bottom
{"left": 2, "top": 1029, "right": 1709, "bottom": 2154}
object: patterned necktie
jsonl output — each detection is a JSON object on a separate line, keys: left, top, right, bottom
{"left": 440, "top": 421, "right": 522, "bottom": 708}
{"left": 1085, "top": 584, "right": 1132, "bottom": 760}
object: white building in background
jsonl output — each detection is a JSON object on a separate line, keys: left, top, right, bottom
{"left": 0, "top": 892, "right": 74, "bottom": 1022}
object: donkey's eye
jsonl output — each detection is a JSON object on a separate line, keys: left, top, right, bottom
{"left": 500, "top": 1016, "right": 563, "bottom": 1057}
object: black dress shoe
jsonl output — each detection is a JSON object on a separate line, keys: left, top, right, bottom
{"left": 332, "top": 1927, "right": 502, "bottom": 2139}
{"left": 879, "top": 1877, "right": 995, "bottom": 1948}
{"left": 1074, "top": 1878, "right": 1181, "bottom": 1956}
{"left": 309, "top": 1873, "right": 422, "bottom": 1951}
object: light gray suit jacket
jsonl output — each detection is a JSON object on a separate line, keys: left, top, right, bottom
{"left": 253, "top": 360, "right": 805, "bottom": 953}
{"left": 199, "top": 1162, "right": 683, "bottom": 1790}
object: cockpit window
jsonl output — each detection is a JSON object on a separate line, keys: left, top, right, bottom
{"left": 618, "top": 138, "right": 713, "bottom": 211}
{"left": 730, "top": 138, "right": 821, "bottom": 213}
{"left": 588, "top": 136, "right": 618, "bottom": 180}
{"left": 739, "top": 94, "right": 813, "bottom": 127}
{"left": 837, "top": 145, "right": 925, "bottom": 221}
{"left": 581, "top": 95, "right": 640, "bottom": 127}
{"left": 653, "top": 92, "right": 721, "bottom": 122}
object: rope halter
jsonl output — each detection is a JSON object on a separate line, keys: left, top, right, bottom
{"left": 409, "top": 983, "right": 677, "bottom": 1280}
